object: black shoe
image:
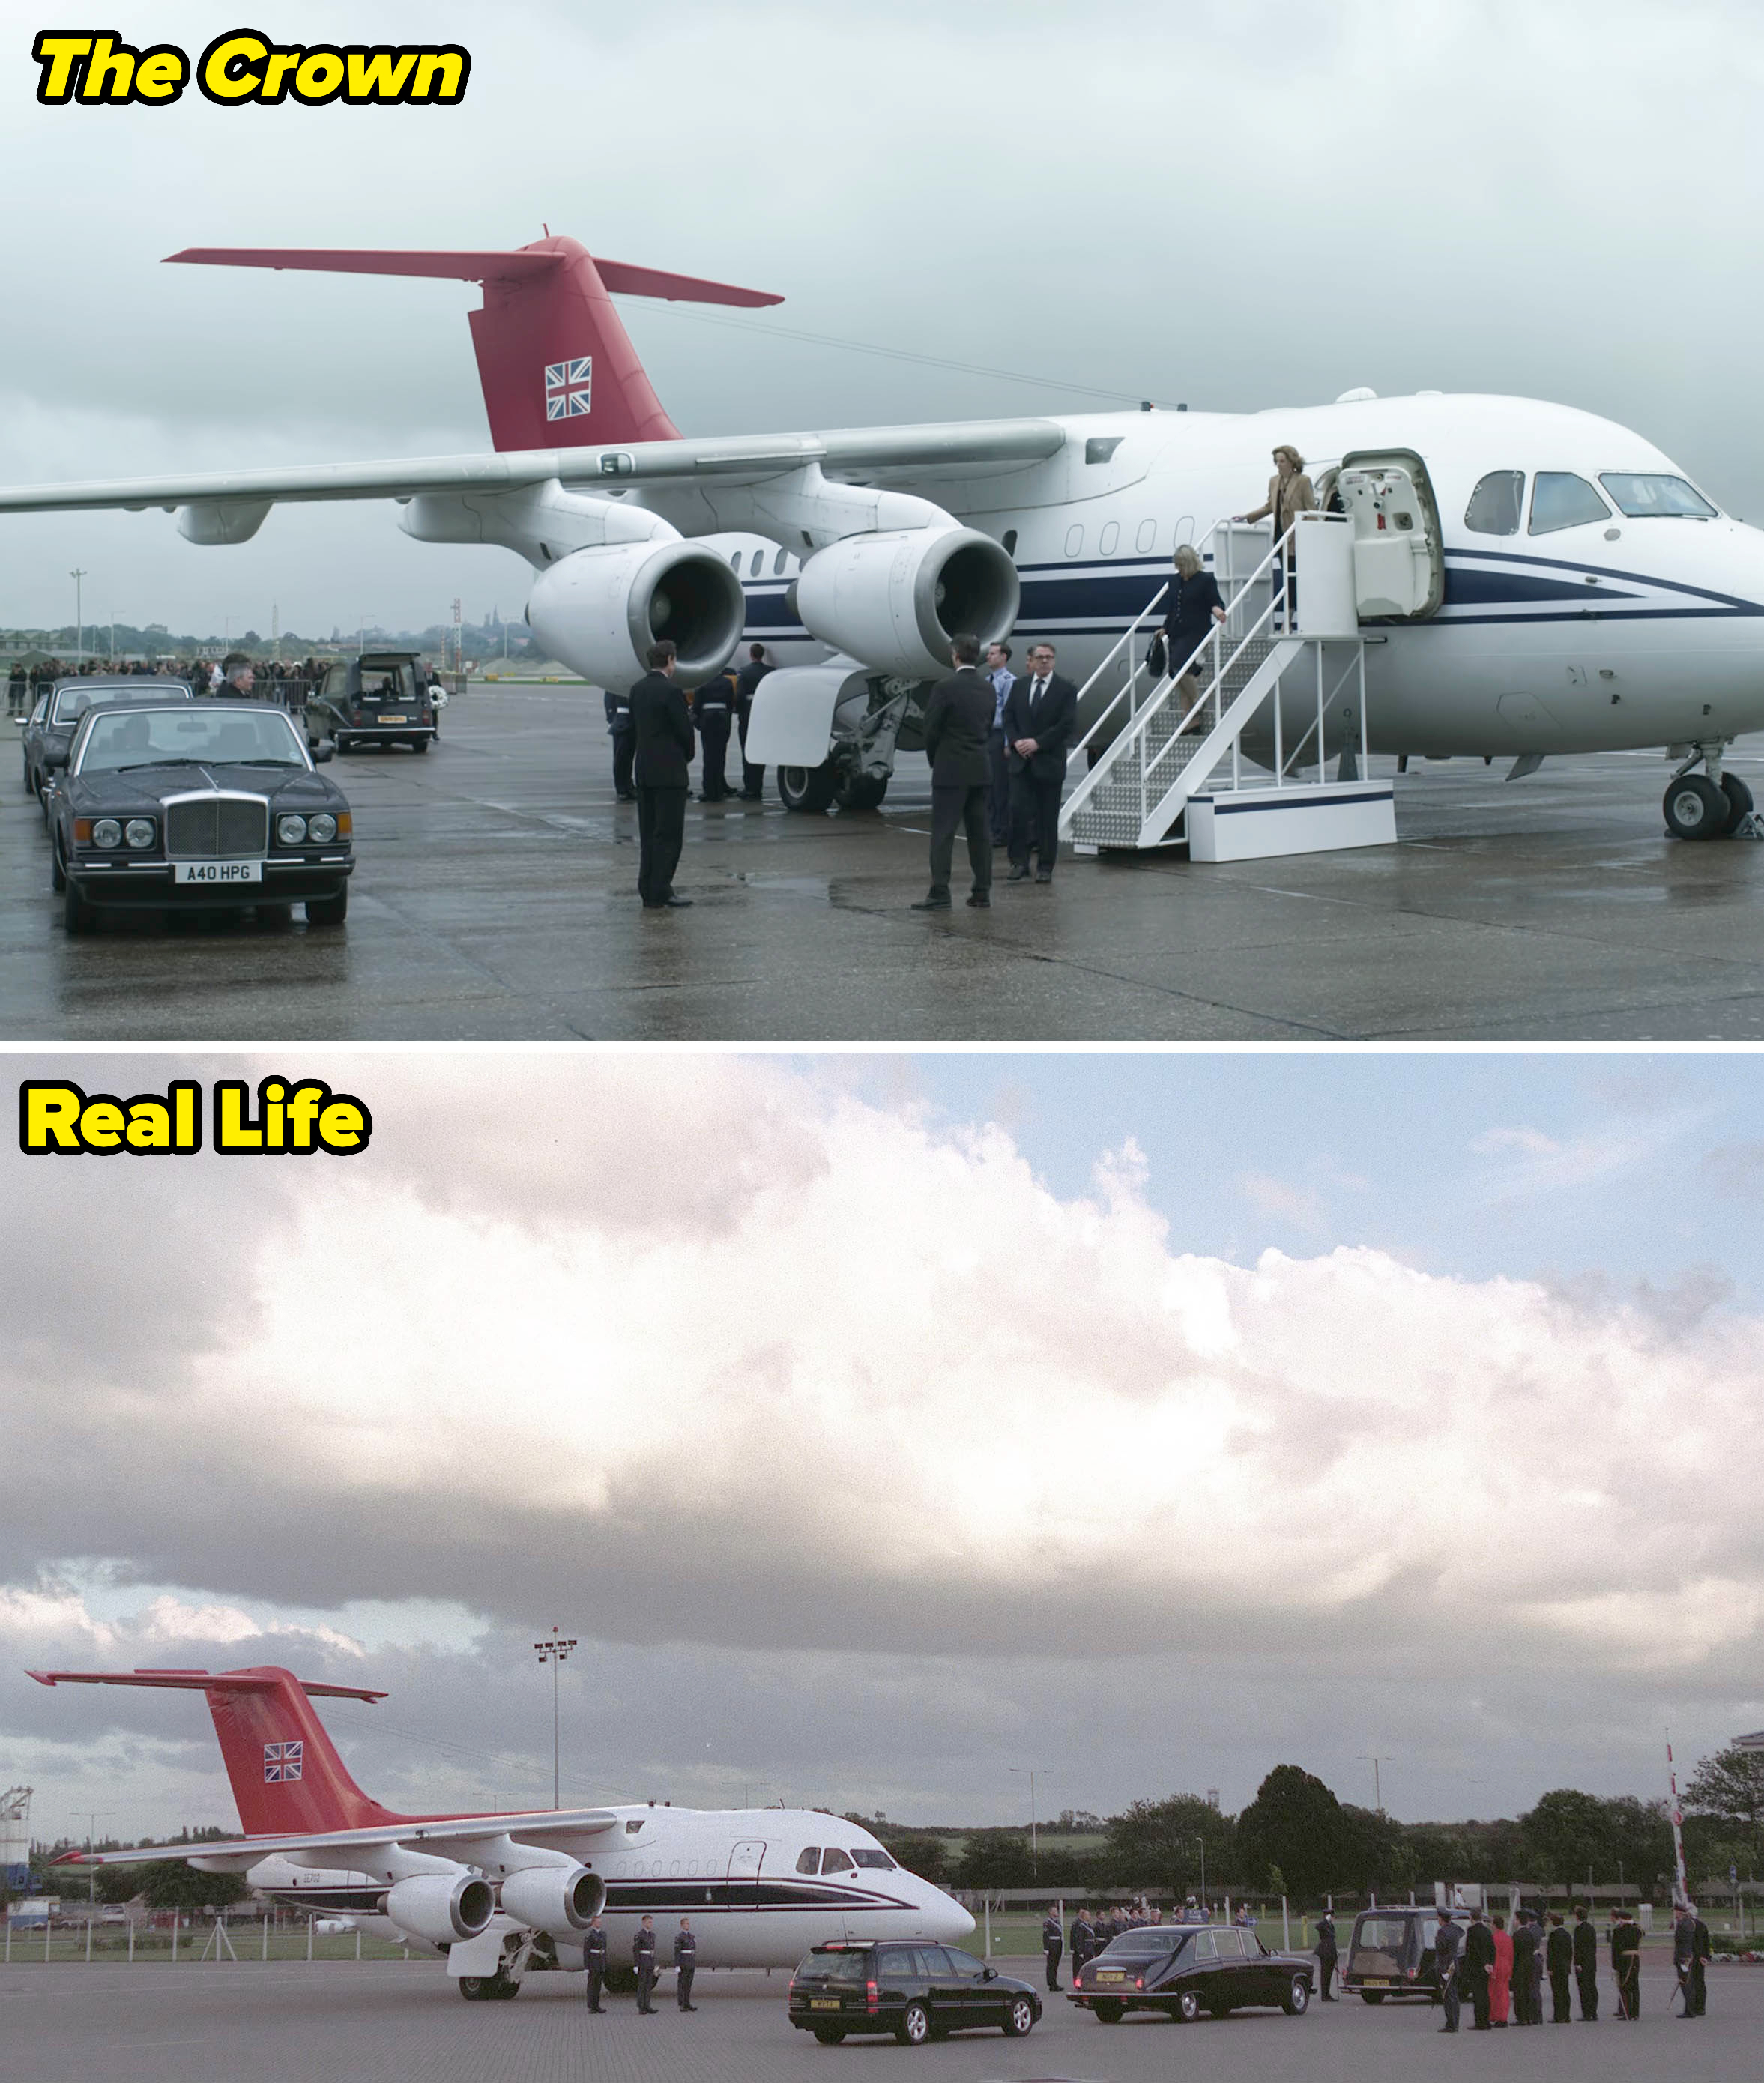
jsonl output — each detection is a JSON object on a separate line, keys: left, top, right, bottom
{"left": 661, "top": 895, "right": 694, "bottom": 907}
{"left": 966, "top": 892, "right": 991, "bottom": 907}
{"left": 616, "top": 791, "right": 637, "bottom": 802}
{"left": 1006, "top": 865, "right": 1031, "bottom": 882}
{"left": 912, "top": 895, "right": 951, "bottom": 910}
{"left": 1035, "top": 869, "right": 1054, "bottom": 883}
{"left": 1438, "top": 2025, "right": 1456, "bottom": 2033}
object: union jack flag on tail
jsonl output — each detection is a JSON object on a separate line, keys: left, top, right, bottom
{"left": 545, "top": 357, "right": 592, "bottom": 420}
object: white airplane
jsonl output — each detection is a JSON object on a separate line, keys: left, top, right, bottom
{"left": 4, "top": 231, "right": 1762, "bottom": 838}
{"left": 28, "top": 1664, "right": 973, "bottom": 2000}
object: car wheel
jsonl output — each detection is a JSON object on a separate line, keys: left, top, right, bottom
{"left": 334, "top": 734, "right": 350, "bottom": 754}
{"left": 1360, "top": 1989, "right": 1386, "bottom": 2004}
{"left": 777, "top": 761, "right": 837, "bottom": 814}
{"left": 1177, "top": 1989, "right": 1203, "bottom": 2022}
{"left": 305, "top": 888, "right": 348, "bottom": 928}
{"left": 812, "top": 2027, "right": 845, "bottom": 2044}
{"left": 50, "top": 837, "right": 66, "bottom": 892}
{"left": 20, "top": 763, "right": 31, "bottom": 796}
{"left": 63, "top": 880, "right": 97, "bottom": 934}
{"left": 1284, "top": 1976, "right": 1309, "bottom": 2015}
{"left": 1093, "top": 1999, "right": 1123, "bottom": 2024}
{"left": 412, "top": 737, "right": 429, "bottom": 753}
{"left": 896, "top": 2000, "right": 931, "bottom": 2046}
{"left": 1003, "top": 1995, "right": 1036, "bottom": 2037}
{"left": 1663, "top": 773, "right": 1727, "bottom": 839}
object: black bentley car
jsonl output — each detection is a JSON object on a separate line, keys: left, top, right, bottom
{"left": 1071, "top": 1923, "right": 1314, "bottom": 2023}
{"left": 1343, "top": 1906, "right": 1455, "bottom": 2002}
{"left": 21, "top": 677, "right": 192, "bottom": 801}
{"left": 788, "top": 1941, "right": 1041, "bottom": 2045}
{"left": 46, "top": 701, "right": 354, "bottom": 931}
{"left": 305, "top": 651, "right": 438, "bottom": 752}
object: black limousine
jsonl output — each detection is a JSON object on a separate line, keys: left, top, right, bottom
{"left": 1071, "top": 1922, "right": 1314, "bottom": 2023}
{"left": 46, "top": 701, "right": 354, "bottom": 931}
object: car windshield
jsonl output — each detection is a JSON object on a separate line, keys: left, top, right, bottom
{"left": 52, "top": 684, "right": 180, "bottom": 725}
{"left": 1099, "top": 1929, "right": 1186, "bottom": 1960}
{"left": 1598, "top": 472, "right": 1718, "bottom": 519}
{"left": 1355, "top": 1917, "right": 1415, "bottom": 1953}
{"left": 850, "top": 1848, "right": 896, "bottom": 1870}
{"left": 77, "top": 707, "right": 306, "bottom": 773}
{"left": 800, "top": 1950, "right": 869, "bottom": 1983}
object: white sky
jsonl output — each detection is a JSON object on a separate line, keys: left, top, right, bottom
{"left": 4, "top": 1049, "right": 1760, "bottom": 1839}
{"left": 3, "top": 1, "right": 1763, "bottom": 632}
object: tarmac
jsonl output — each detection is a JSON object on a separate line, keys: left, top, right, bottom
{"left": 10, "top": 687, "right": 1764, "bottom": 1042}
{"left": 1, "top": 1953, "right": 1751, "bottom": 2083}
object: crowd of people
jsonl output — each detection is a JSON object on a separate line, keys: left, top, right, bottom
{"left": 5, "top": 653, "right": 336, "bottom": 716}
{"left": 1428, "top": 1899, "right": 1710, "bottom": 2031}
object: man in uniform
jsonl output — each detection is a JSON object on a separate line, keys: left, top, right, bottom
{"left": 629, "top": 640, "right": 695, "bottom": 908}
{"left": 1314, "top": 1909, "right": 1338, "bottom": 2002}
{"left": 604, "top": 684, "right": 635, "bottom": 800}
{"left": 913, "top": 634, "right": 994, "bottom": 910}
{"left": 1041, "top": 1908, "right": 1063, "bottom": 1990}
{"left": 1003, "top": 641, "right": 1078, "bottom": 884}
{"left": 1546, "top": 1911, "right": 1573, "bottom": 2022}
{"left": 734, "top": 642, "right": 771, "bottom": 799}
{"left": 1571, "top": 1902, "right": 1599, "bottom": 2019}
{"left": 674, "top": 1915, "right": 698, "bottom": 2010}
{"left": 1511, "top": 1908, "right": 1539, "bottom": 2025}
{"left": 693, "top": 664, "right": 737, "bottom": 801}
{"left": 1069, "top": 1905, "right": 1096, "bottom": 1982}
{"left": 1610, "top": 1907, "right": 1641, "bottom": 2020}
{"left": 1673, "top": 1901, "right": 1710, "bottom": 2017}
{"left": 582, "top": 1914, "right": 608, "bottom": 2010}
{"left": 633, "top": 1913, "right": 659, "bottom": 2014}
{"left": 1463, "top": 1907, "right": 1495, "bottom": 2030}
{"left": 1434, "top": 1908, "right": 1461, "bottom": 2031}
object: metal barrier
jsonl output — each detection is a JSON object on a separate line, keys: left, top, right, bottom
{"left": 3, "top": 1910, "right": 416, "bottom": 1965}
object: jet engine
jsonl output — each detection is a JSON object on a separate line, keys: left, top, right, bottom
{"left": 526, "top": 539, "right": 745, "bottom": 686}
{"left": 498, "top": 1863, "right": 605, "bottom": 1932}
{"left": 791, "top": 527, "right": 1019, "bottom": 679}
{"left": 385, "top": 1873, "right": 495, "bottom": 1944}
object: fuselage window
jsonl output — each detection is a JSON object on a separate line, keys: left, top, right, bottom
{"left": 728, "top": 551, "right": 741, "bottom": 570}
{"left": 1136, "top": 519, "right": 1157, "bottom": 554}
{"left": 1002, "top": 528, "right": 1018, "bottom": 557}
{"left": 1464, "top": 470, "right": 1524, "bottom": 536}
{"left": 749, "top": 549, "right": 764, "bottom": 577}
{"left": 1064, "top": 524, "right": 1084, "bottom": 558}
{"left": 1099, "top": 521, "right": 1120, "bottom": 556}
{"left": 821, "top": 1848, "right": 855, "bottom": 1875}
{"left": 773, "top": 547, "right": 788, "bottom": 574}
{"left": 1598, "top": 472, "right": 1718, "bottom": 519}
{"left": 796, "top": 1847, "right": 821, "bottom": 1875}
{"left": 1529, "top": 472, "right": 1610, "bottom": 534}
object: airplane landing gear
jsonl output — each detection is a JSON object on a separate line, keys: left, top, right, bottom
{"left": 1663, "top": 744, "right": 1751, "bottom": 838}
{"left": 459, "top": 1965, "right": 522, "bottom": 2001}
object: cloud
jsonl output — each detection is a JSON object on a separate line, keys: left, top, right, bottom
{"left": 1237, "top": 1169, "right": 1329, "bottom": 1231}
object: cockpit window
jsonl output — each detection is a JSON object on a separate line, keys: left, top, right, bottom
{"left": 820, "top": 1848, "right": 855, "bottom": 1875}
{"left": 1598, "top": 473, "right": 1717, "bottom": 519}
{"left": 796, "top": 1848, "right": 821, "bottom": 1875}
{"left": 850, "top": 1848, "right": 896, "bottom": 1870}
{"left": 1464, "top": 471, "right": 1524, "bottom": 536}
{"left": 1529, "top": 473, "right": 1610, "bottom": 534}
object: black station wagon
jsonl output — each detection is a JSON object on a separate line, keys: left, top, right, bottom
{"left": 47, "top": 700, "right": 354, "bottom": 932}
{"left": 789, "top": 1941, "right": 1041, "bottom": 2045}
{"left": 1071, "top": 1922, "right": 1314, "bottom": 2023}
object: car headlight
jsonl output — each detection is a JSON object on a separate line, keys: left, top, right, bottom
{"left": 276, "top": 814, "right": 308, "bottom": 845}
{"left": 124, "top": 817, "right": 156, "bottom": 850}
{"left": 91, "top": 817, "right": 122, "bottom": 848}
{"left": 306, "top": 811, "right": 337, "bottom": 843}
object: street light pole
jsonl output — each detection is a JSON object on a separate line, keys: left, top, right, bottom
{"left": 1010, "top": 1768, "right": 1053, "bottom": 1878}
{"left": 532, "top": 1628, "right": 577, "bottom": 1810}
{"left": 70, "top": 570, "right": 87, "bottom": 661}
{"left": 1358, "top": 1753, "right": 1392, "bottom": 1815}
{"left": 70, "top": 1810, "right": 114, "bottom": 1907}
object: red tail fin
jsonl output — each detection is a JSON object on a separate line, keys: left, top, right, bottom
{"left": 165, "top": 235, "right": 783, "bottom": 453}
{"left": 28, "top": 1666, "right": 399, "bottom": 1836}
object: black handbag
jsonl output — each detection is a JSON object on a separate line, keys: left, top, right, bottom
{"left": 1146, "top": 632, "right": 1168, "bottom": 680}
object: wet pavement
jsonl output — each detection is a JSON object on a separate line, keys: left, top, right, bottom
{"left": 8, "top": 687, "right": 1764, "bottom": 1042}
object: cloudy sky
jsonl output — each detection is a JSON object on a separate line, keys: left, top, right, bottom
{"left": 4, "top": 1047, "right": 1761, "bottom": 1845}
{"left": 2, "top": 1, "right": 1763, "bottom": 634}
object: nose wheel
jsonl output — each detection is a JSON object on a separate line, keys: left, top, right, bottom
{"left": 1663, "top": 770, "right": 1752, "bottom": 839}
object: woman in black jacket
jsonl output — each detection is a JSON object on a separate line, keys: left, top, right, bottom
{"left": 1159, "top": 543, "right": 1227, "bottom": 729}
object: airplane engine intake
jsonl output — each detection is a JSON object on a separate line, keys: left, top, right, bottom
{"left": 792, "top": 527, "right": 1019, "bottom": 679}
{"left": 385, "top": 1873, "right": 495, "bottom": 1945}
{"left": 498, "top": 1863, "right": 605, "bottom": 1933}
{"left": 526, "top": 539, "right": 745, "bottom": 686}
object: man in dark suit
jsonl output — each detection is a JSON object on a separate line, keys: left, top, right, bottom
{"left": 604, "top": 686, "right": 635, "bottom": 799}
{"left": 984, "top": 641, "right": 1015, "bottom": 844}
{"left": 1571, "top": 1902, "right": 1599, "bottom": 2019}
{"left": 1546, "top": 1912, "right": 1573, "bottom": 2023}
{"left": 1463, "top": 1908, "right": 1495, "bottom": 2029}
{"left": 630, "top": 640, "right": 695, "bottom": 909}
{"left": 693, "top": 664, "right": 737, "bottom": 801}
{"left": 1314, "top": 1909, "right": 1338, "bottom": 2001}
{"left": 914, "top": 634, "right": 994, "bottom": 910}
{"left": 1003, "top": 641, "right": 1077, "bottom": 884}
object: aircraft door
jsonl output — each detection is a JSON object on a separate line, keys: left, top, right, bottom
{"left": 1336, "top": 450, "right": 1444, "bottom": 620}
{"left": 727, "top": 1839, "right": 766, "bottom": 1903}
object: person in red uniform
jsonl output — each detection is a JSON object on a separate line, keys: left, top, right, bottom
{"left": 1490, "top": 1914, "right": 1513, "bottom": 2025}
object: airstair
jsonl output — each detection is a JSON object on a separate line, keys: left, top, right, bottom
{"left": 1060, "top": 510, "right": 1394, "bottom": 862}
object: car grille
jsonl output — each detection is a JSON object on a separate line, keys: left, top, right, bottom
{"left": 165, "top": 796, "right": 268, "bottom": 858}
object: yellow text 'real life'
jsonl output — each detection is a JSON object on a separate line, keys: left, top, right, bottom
{"left": 19, "top": 1077, "right": 374, "bottom": 1155}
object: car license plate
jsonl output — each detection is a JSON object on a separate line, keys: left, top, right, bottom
{"left": 1096, "top": 1971, "right": 1125, "bottom": 1984}
{"left": 1362, "top": 1977, "right": 1390, "bottom": 1986}
{"left": 173, "top": 859, "right": 262, "bottom": 884}
{"left": 810, "top": 1998, "right": 841, "bottom": 2010}
{"left": 378, "top": 713, "right": 408, "bottom": 724}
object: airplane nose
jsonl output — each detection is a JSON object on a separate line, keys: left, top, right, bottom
{"left": 928, "top": 1888, "right": 976, "bottom": 1941}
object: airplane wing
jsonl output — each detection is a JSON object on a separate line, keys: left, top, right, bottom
{"left": 0, "top": 418, "right": 1065, "bottom": 516}
{"left": 51, "top": 1806, "right": 624, "bottom": 1872}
